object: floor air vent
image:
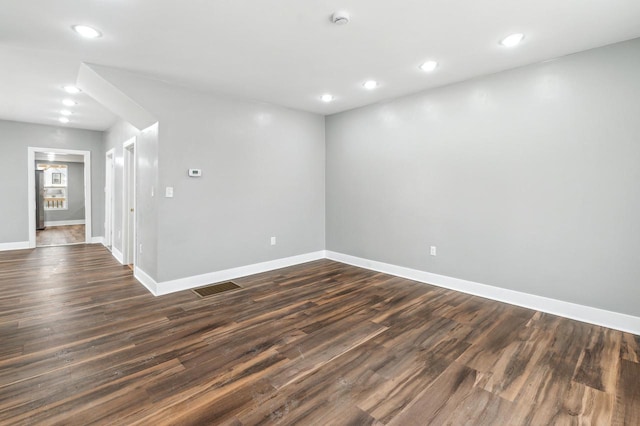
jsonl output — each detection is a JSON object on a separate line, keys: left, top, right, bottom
{"left": 192, "top": 281, "right": 241, "bottom": 298}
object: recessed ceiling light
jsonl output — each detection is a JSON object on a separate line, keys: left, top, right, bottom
{"left": 62, "top": 99, "right": 77, "bottom": 107}
{"left": 63, "top": 85, "right": 81, "bottom": 94}
{"left": 59, "top": 117, "right": 70, "bottom": 124}
{"left": 60, "top": 109, "right": 72, "bottom": 116}
{"left": 321, "top": 94, "right": 334, "bottom": 102}
{"left": 363, "top": 80, "right": 378, "bottom": 90}
{"left": 500, "top": 33, "right": 525, "bottom": 47}
{"left": 420, "top": 60, "right": 438, "bottom": 72}
{"left": 72, "top": 25, "right": 102, "bottom": 39}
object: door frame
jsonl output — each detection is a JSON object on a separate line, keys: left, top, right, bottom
{"left": 104, "top": 148, "right": 115, "bottom": 250}
{"left": 122, "top": 137, "right": 137, "bottom": 266}
{"left": 27, "top": 147, "right": 92, "bottom": 248}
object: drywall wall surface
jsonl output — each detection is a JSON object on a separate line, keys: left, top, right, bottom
{"left": 36, "top": 161, "right": 85, "bottom": 222}
{"left": 103, "top": 120, "right": 141, "bottom": 255}
{"left": 103, "top": 119, "right": 158, "bottom": 279}
{"left": 0, "top": 120, "right": 104, "bottom": 243}
{"left": 91, "top": 66, "right": 326, "bottom": 283}
{"left": 155, "top": 92, "right": 326, "bottom": 282}
{"left": 326, "top": 38, "right": 640, "bottom": 316}
{"left": 134, "top": 122, "right": 159, "bottom": 278}
{"left": 78, "top": 63, "right": 157, "bottom": 131}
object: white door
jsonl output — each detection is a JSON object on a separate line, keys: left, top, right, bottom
{"left": 122, "top": 139, "right": 136, "bottom": 266}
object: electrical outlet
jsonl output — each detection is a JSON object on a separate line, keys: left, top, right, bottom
{"left": 165, "top": 186, "right": 174, "bottom": 198}
{"left": 430, "top": 246, "right": 437, "bottom": 256}
{"left": 271, "top": 236, "right": 276, "bottom": 246}
{"left": 139, "top": 243, "right": 143, "bottom": 254}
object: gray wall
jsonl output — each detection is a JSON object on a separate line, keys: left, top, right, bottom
{"left": 154, "top": 89, "right": 325, "bottom": 282}
{"left": 103, "top": 119, "right": 141, "bottom": 253}
{"left": 97, "top": 67, "right": 325, "bottom": 282}
{"left": 36, "top": 161, "right": 85, "bottom": 222}
{"left": 0, "top": 120, "right": 104, "bottom": 243}
{"left": 103, "top": 119, "right": 157, "bottom": 278}
{"left": 326, "top": 38, "right": 640, "bottom": 317}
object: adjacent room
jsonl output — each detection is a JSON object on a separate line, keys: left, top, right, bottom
{"left": 34, "top": 152, "right": 88, "bottom": 247}
{"left": 0, "top": 1, "right": 639, "bottom": 424}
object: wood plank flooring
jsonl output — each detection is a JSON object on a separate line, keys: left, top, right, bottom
{"left": 36, "top": 225, "right": 85, "bottom": 246}
{"left": 0, "top": 244, "right": 638, "bottom": 425}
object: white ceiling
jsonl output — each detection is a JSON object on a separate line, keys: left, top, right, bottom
{"left": 1, "top": 0, "right": 640, "bottom": 131}
{"left": 35, "top": 152, "right": 84, "bottom": 163}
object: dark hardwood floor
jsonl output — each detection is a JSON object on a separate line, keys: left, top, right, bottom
{"left": 0, "top": 244, "right": 638, "bottom": 425}
{"left": 36, "top": 225, "right": 85, "bottom": 247}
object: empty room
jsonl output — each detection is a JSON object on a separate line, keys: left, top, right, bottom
{"left": 0, "top": 1, "right": 639, "bottom": 424}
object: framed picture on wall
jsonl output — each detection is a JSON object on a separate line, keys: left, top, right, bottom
{"left": 52, "top": 173, "right": 62, "bottom": 185}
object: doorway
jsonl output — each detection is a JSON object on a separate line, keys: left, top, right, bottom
{"left": 105, "top": 149, "right": 115, "bottom": 250}
{"left": 27, "top": 147, "right": 92, "bottom": 248}
{"left": 122, "top": 138, "right": 136, "bottom": 267}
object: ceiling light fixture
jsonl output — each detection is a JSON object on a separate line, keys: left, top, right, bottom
{"left": 62, "top": 99, "right": 77, "bottom": 107}
{"left": 321, "top": 94, "right": 334, "bottom": 102}
{"left": 420, "top": 60, "right": 438, "bottom": 72}
{"left": 60, "top": 109, "right": 72, "bottom": 116}
{"left": 59, "top": 117, "right": 70, "bottom": 124}
{"left": 72, "top": 25, "right": 102, "bottom": 39}
{"left": 363, "top": 80, "right": 378, "bottom": 90}
{"left": 63, "top": 85, "right": 81, "bottom": 94}
{"left": 500, "top": 33, "right": 525, "bottom": 47}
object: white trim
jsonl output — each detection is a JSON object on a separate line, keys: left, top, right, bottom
{"left": 0, "top": 241, "right": 30, "bottom": 252}
{"left": 134, "top": 266, "right": 158, "bottom": 296}
{"left": 83, "top": 154, "right": 92, "bottom": 244}
{"left": 44, "top": 220, "right": 86, "bottom": 227}
{"left": 325, "top": 251, "right": 640, "bottom": 335}
{"left": 28, "top": 148, "right": 36, "bottom": 248}
{"left": 104, "top": 148, "right": 115, "bottom": 249}
{"left": 91, "top": 236, "right": 104, "bottom": 245}
{"left": 111, "top": 247, "right": 124, "bottom": 264}
{"left": 145, "top": 251, "right": 326, "bottom": 296}
{"left": 28, "top": 147, "right": 92, "bottom": 248}
{"left": 89, "top": 243, "right": 640, "bottom": 335}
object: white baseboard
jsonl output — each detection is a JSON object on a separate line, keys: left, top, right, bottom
{"left": 142, "top": 251, "right": 326, "bottom": 296}
{"left": 91, "top": 236, "right": 104, "bottom": 245}
{"left": 94, "top": 245, "right": 640, "bottom": 335}
{"left": 0, "top": 241, "right": 30, "bottom": 252}
{"left": 325, "top": 251, "right": 640, "bottom": 336}
{"left": 44, "top": 220, "right": 86, "bottom": 227}
{"left": 111, "top": 247, "right": 124, "bottom": 264}
{"left": 134, "top": 266, "right": 158, "bottom": 296}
